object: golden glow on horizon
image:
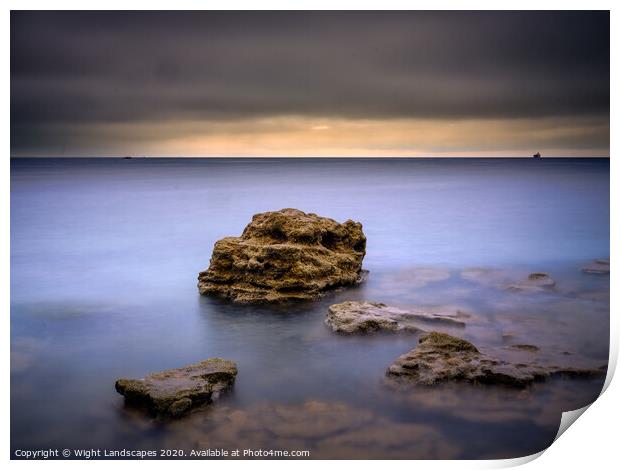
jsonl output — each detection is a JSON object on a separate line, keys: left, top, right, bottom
{"left": 20, "top": 115, "right": 609, "bottom": 158}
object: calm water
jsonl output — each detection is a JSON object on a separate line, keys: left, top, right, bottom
{"left": 11, "top": 158, "right": 609, "bottom": 459}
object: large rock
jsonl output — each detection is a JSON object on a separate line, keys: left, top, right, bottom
{"left": 115, "top": 358, "right": 237, "bottom": 417}
{"left": 198, "top": 208, "right": 367, "bottom": 303}
{"left": 325, "top": 301, "right": 469, "bottom": 334}
{"left": 386, "top": 332, "right": 602, "bottom": 387}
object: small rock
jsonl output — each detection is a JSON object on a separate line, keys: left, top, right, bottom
{"left": 508, "top": 272, "right": 555, "bottom": 292}
{"left": 198, "top": 209, "right": 367, "bottom": 303}
{"left": 325, "top": 301, "right": 470, "bottom": 334}
{"left": 582, "top": 258, "right": 610, "bottom": 274}
{"left": 115, "top": 358, "right": 237, "bottom": 417}
{"left": 386, "top": 332, "right": 601, "bottom": 387}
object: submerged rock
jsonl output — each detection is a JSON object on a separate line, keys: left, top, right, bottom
{"left": 387, "top": 267, "right": 452, "bottom": 288}
{"left": 460, "top": 268, "right": 558, "bottom": 293}
{"left": 162, "top": 400, "right": 460, "bottom": 459}
{"left": 115, "top": 358, "right": 237, "bottom": 417}
{"left": 576, "top": 290, "right": 610, "bottom": 302}
{"left": 325, "top": 301, "right": 470, "bottom": 334}
{"left": 506, "top": 344, "right": 540, "bottom": 352}
{"left": 198, "top": 208, "right": 367, "bottom": 303}
{"left": 460, "top": 268, "right": 514, "bottom": 287}
{"left": 508, "top": 272, "right": 555, "bottom": 292}
{"left": 582, "top": 258, "right": 610, "bottom": 274}
{"left": 386, "top": 332, "right": 602, "bottom": 387}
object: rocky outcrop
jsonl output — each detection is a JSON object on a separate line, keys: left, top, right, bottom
{"left": 115, "top": 358, "right": 237, "bottom": 417}
{"left": 325, "top": 301, "right": 470, "bottom": 334}
{"left": 507, "top": 272, "right": 555, "bottom": 292}
{"left": 582, "top": 258, "right": 610, "bottom": 274}
{"left": 386, "top": 332, "right": 602, "bottom": 387}
{"left": 198, "top": 209, "right": 367, "bottom": 303}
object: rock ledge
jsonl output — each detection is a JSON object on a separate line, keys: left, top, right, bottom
{"left": 325, "top": 301, "right": 470, "bottom": 334}
{"left": 387, "top": 332, "right": 602, "bottom": 387}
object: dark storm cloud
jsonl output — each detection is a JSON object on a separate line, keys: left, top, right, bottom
{"left": 10, "top": 11, "right": 609, "bottom": 154}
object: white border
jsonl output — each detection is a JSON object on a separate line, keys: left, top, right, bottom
{"left": 4, "top": 2, "right": 616, "bottom": 468}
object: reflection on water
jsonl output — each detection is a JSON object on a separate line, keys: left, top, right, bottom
{"left": 11, "top": 158, "right": 609, "bottom": 459}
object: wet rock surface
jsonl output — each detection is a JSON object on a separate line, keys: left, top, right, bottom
{"left": 582, "top": 258, "right": 610, "bottom": 274}
{"left": 198, "top": 208, "right": 366, "bottom": 303}
{"left": 325, "top": 301, "right": 470, "bottom": 334}
{"left": 115, "top": 359, "right": 237, "bottom": 417}
{"left": 386, "top": 332, "right": 603, "bottom": 387}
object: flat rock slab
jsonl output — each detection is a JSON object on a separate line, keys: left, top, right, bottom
{"left": 582, "top": 258, "right": 610, "bottom": 274}
{"left": 115, "top": 358, "right": 238, "bottom": 417}
{"left": 198, "top": 208, "right": 367, "bottom": 303}
{"left": 325, "top": 301, "right": 471, "bottom": 334}
{"left": 386, "top": 332, "right": 603, "bottom": 387}
{"left": 507, "top": 272, "right": 556, "bottom": 292}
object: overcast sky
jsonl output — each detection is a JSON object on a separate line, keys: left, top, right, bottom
{"left": 11, "top": 11, "right": 609, "bottom": 157}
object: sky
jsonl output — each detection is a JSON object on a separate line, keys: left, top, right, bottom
{"left": 10, "top": 11, "right": 610, "bottom": 157}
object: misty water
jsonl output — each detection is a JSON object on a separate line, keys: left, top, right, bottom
{"left": 11, "top": 158, "right": 609, "bottom": 459}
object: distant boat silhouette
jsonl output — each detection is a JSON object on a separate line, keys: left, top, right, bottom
{"left": 533, "top": 152, "right": 541, "bottom": 159}
{"left": 123, "top": 156, "right": 133, "bottom": 159}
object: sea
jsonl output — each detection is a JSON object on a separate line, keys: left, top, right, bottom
{"left": 10, "top": 157, "right": 610, "bottom": 459}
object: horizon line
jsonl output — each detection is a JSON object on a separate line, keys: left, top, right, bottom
{"left": 9, "top": 155, "right": 611, "bottom": 159}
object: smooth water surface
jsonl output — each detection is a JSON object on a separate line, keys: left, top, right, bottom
{"left": 11, "top": 158, "right": 609, "bottom": 459}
